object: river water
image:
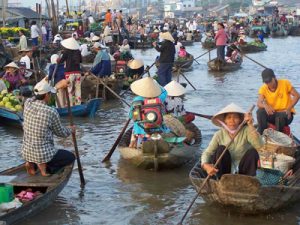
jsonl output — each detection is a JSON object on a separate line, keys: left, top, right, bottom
{"left": 1, "top": 36, "right": 300, "bottom": 225}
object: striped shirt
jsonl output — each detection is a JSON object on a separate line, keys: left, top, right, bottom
{"left": 21, "top": 98, "right": 71, "bottom": 163}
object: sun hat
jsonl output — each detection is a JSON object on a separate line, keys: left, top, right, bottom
{"left": 34, "top": 78, "right": 56, "bottom": 95}
{"left": 159, "top": 32, "right": 175, "bottom": 42}
{"left": 130, "top": 77, "right": 162, "bottom": 98}
{"left": 61, "top": 37, "right": 80, "bottom": 50}
{"left": 50, "top": 54, "right": 59, "bottom": 64}
{"left": 164, "top": 80, "right": 186, "bottom": 97}
{"left": 91, "top": 35, "right": 100, "bottom": 41}
{"left": 211, "top": 103, "right": 245, "bottom": 127}
{"left": 127, "top": 59, "right": 144, "bottom": 69}
{"left": 262, "top": 68, "right": 275, "bottom": 83}
{"left": 4, "top": 62, "right": 19, "bottom": 69}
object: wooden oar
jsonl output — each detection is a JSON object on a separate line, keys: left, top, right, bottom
{"left": 178, "top": 70, "right": 197, "bottom": 90}
{"left": 65, "top": 89, "right": 86, "bottom": 188}
{"left": 194, "top": 48, "right": 216, "bottom": 60}
{"left": 187, "top": 111, "right": 212, "bottom": 120}
{"left": 89, "top": 73, "right": 130, "bottom": 107}
{"left": 178, "top": 105, "right": 255, "bottom": 224}
{"left": 227, "top": 44, "right": 267, "bottom": 69}
{"left": 102, "top": 118, "right": 131, "bottom": 162}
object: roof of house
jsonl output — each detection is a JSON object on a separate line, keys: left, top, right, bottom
{"left": 7, "top": 7, "right": 49, "bottom": 19}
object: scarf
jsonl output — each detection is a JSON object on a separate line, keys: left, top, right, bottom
{"left": 217, "top": 119, "right": 244, "bottom": 135}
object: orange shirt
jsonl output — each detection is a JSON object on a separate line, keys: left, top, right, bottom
{"left": 258, "top": 79, "right": 295, "bottom": 113}
{"left": 105, "top": 12, "right": 112, "bottom": 23}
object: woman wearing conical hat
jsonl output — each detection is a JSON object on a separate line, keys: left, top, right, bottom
{"left": 129, "top": 77, "right": 169, "bottom": 148}
{"left": 201, "top": 103, "right": 263, "bottom": 178}
{"left": 2, "top": 62, "right": 27, "bottom": 92}
{"left": 153, "top": 32, "right": 175, "bottom": 86}
{"left": 58, "top": 37, "right": 82, "bottom": 106}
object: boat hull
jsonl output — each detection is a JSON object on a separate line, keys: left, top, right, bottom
{"left": 207, "top": 58, "right": 242, "bottom": 72}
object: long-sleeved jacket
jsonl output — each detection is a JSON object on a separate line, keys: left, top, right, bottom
{"left": 155, "top": 40, "right": 175, "bottom": 64}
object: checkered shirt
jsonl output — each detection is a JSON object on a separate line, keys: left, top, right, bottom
{"left": 21, "top": 98, "right": 71, "bottom": 163}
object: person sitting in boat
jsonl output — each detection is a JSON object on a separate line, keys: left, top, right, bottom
{"left": 47, "top": 54, "right": 67, "bottom": 108}
{"left": 19, "top": 48, "right": 33, "bottom": 70}
{"left": 257, "top": 31, "right": 264, "bottom": 43}
{"left": 178, "top": 46, "right": 187, "bottom": 58}
{"left": 2, "top": 62, "right": 27, "bottom": 92}
{"left": 164, "top": 80, "right": 196, "bottom": 142}
{"left": 129, "top": 77, "right": 169, "bottom": 148}
{"left": 256, "top": 68, "right": 300, "bottom": 135}
{"left": 201, "top": 103, "right": 263, "bottom": 178}
{"left": 119, "top": 39, "right": 133, "bottom": 60}
{"left": 22, "top": 79, "right": 75, "bottom": 176}
{"left": 53, "top": 34, "right": 62, "bottom": 45}
{"left": 90, "top": 43, "right": 111, "bottom": 78}
{"left": 127, "top": 59, "right": 144, "bottom": 80}
{"left": 225, "top": 43, "right": 240, "bottom": 63}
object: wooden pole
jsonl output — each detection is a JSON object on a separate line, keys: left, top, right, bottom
{"left": 65, "top": 0, "right": 70, "bottom": 18}
{"left": 65, "top": 89, "right": 86, "bottom": 188}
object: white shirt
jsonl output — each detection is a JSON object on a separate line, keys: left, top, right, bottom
{"left": 31, "top": 25, "right": 40, "bottom": 38}
{"left": 165, "top": 97, "right": 186, "bottom": 117}
{"left": 18, "top": 34, "right": 27, "bottom": 50}
{"left": 80, "top": 44, "right": 90, "bottom": 57}
{"left": 20, "top": 55, "right": 31, "bottom": 69}
{"left": 88, "top": 16, "right": 95, "bottom": 24}
{"left": 41, "top": 26, "right": 47, "bottom": 35}
{"left": 103, "top": 26, "right": 111, "bottom": 36}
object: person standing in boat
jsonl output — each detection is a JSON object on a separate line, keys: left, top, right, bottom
{"left": 153, "top": 32, "right": 175, "bottom": 86}
{"left": 17, "top": 30, "right": 27, "bottom": 51}
{"left": 214, "top": 23, "right": 228, "bottom": 63}
{"left": 58, "top": 37, "right": 82, "bottom": 106}
{"left": 256, "top": 68, "right": 300, "bottom": 135}
{"left": 129, "top": 77, "right": 169, "bottom": 148}
{"left": 201, "top": 103, "right": 263, "bottom": 178}
{"left": 22, "top": 79, "right": 75, "bottom": 176}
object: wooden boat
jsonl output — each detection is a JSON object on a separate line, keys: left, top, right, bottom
{"left": 129, "top": 40, "right": 152, "bottom": 49}
{"left": 0, "top": 163, "right": 73, "bottom": 224}
{"left": 181, "top": 40, "right": 194, "bottom": 46}
{"left": 189, "top": 138, "right": 300, "bottom": 214}
{"left": 289, "top": 26, "right": 300, "bottom": 36}
{"left": 207, "top": 58, "right": 242, "bottom": 72}
{"left": 174, "top": 53, "right": 194, "bottom": 69}
{"left": 81, "top": 74, "right": 123, "bottom": 100}
{"left": 56, "top": 98, "right": 101, "bottom": 117}
{"left": 202, "top": 39, "right": 215, "bottom": 49}
{"left": 118, "top": 123, "right": 202, "bottom": 170}
{"left": 0, "top": 107, "right": 23, "bottom": 127}
{"left": 239, "top": 44, "right": 267, "bottom": 53}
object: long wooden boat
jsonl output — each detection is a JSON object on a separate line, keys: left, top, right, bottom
{"left": 174, "top": 53, "right": 194, "bottom": 70}
{"left": 56, "top": 98, "right": 101, "bottom": 117}
{"left": 0, "top": 107, "right": 23, "bottom": 127}
{"left": 207, "top": 58, "right": 242, "bottom": 72}
{"left": 0, "top": 163, "right": 73, "bottom": 224}
{"left": 189, "top": 137, "right": 300, "bottom": 214}
{"left": 118, "top": 123, "right": 202, "bottom": 170}
{"left": 239, "top": 44, "right": 267, "bottom": 53}
{"left": 181, "top": 40, "right": 194, "bottom": 46}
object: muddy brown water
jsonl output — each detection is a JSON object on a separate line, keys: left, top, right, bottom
{"left": 0, "top": 36, "right": 300, "bottom": 225}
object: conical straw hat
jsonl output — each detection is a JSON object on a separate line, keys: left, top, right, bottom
{"left": 212, "top": 103, "right": 245, "bottom": 127}
{"left": 4, "top": 61, "right": 19, "bottom": 69}
{"left": 164, "top": 80, "right": 186, "bottom": 97}
{"left": 61, "top": 37, "right": 80, "bottom": 50}
{"left": 159, "top": 32, "right": 175, "bottom": 42}
{"left": 127, "top": 59, "right": 144, "bottom": 69}
{"left": 130, "top": 77, "right": 161, "bottom": 98}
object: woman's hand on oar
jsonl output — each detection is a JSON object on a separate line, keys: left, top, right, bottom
{"left": 65, "top": 89, "right": 86, "bottom": 188}
{"left": 102, "top": 118, "right": 131, "bottom": 162}
{"left": 178, "top": 105, "right": 255, "bottom": 224}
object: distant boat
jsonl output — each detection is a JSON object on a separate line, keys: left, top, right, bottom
{"left": 252, "top": 0, "right": 270, "bottom": 6}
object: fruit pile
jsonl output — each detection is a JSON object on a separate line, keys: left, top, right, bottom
{"left": 248, "top": 41, "right": 267, "bottom": 48}
{"left": 0, "top": 90, "right": 23, "bottom": 112}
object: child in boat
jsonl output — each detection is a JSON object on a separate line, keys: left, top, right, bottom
{"left": 201, "top": 103, "right": 263, "bottom": 178}
{"left": 164, "top": 80, "right": 196, "bottom": 143}
{"left": 129, "top": 77, "right": 169, "bottom": 148}
{"left": 178, "top": 46, "right": 187, "bottom": 58}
